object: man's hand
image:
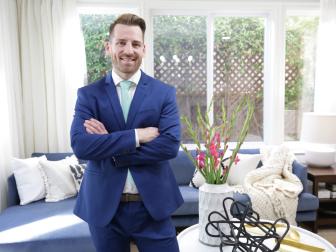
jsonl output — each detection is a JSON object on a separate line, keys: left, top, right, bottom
{"left": 137, "top": 127, "right": 159, "bottom": 143}
{"left": 84, "top": 119, "right": 159, "bottom": 143}
{"left": 84, "top": 118, "right": 108, "bottom": 134}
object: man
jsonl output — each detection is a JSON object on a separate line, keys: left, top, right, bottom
{"left": 70, "top": 13, "right": 183, "bottom": 252}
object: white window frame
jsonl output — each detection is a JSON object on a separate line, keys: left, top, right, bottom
{"left": 76, "top": 0, "right": 320, "bottom": 150}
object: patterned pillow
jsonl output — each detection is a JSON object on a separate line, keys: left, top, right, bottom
{"left": 69, "top": 164, "right": 86, "bottom": 191}
{"left": 190, "top": 168, "right": 206, "bottom": 188}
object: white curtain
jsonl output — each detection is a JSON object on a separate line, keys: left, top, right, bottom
{"left": 0, "top": 0, "right": 25, "bottom": 211}
{"left": 314, "top": 0, "right": 336, "bottom": 113}
{"left": 0, "top": 0, "right": 85, "bottom": 211}
{"left": 18, "top": 0, "right": 86, "bottom": 155}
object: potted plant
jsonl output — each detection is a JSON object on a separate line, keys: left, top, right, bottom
{"left": 181, "top": 97, "right": 254, "bottom": 246}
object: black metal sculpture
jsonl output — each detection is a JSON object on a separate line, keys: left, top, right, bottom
{"left": 205, "top": 197, "right": 290, "bottom": 252}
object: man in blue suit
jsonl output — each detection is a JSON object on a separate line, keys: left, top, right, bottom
{"left": 70, "top": 13, "right": 183, "bottom": 252}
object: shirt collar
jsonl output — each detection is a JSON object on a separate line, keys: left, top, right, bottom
{"left": 111, "top": 69, "right": 141, "bottom": 87}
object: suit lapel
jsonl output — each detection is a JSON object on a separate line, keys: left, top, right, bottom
{"left": 103, "top": 74, "right": 125, "bottom": 129}
{"left": 126, "top": 72, "right": 150, "bottom": 128}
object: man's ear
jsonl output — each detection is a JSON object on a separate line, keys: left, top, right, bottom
{"left": 104, "top": 41, "right": 111, "bottom": 56}
{"left": 143, "top": 44, "right": 146, "bottom": 56}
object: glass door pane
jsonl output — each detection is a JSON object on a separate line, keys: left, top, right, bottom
{"left": 214, "top": 17, "right": 265, "bottom": 141}
{"left": 153, "top": 15, "right": 207, "bottom": 143}
{"left": 284, "top": 16, "right": 319, "bottom": 141}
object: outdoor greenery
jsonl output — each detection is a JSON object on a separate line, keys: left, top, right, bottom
{"left": 285, "top": 16, "right": 319, "bottom": 110}
{"left": 80, "top": 14, "right": 319, "bottom": 109}
{"left": 80, "top": 14, "right": 116, "bottom": 83}
{"left": 153, "top": 16, "right": 207, "bottom": 64}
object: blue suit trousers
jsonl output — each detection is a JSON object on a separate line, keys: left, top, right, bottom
{"left": 88, "top": 201, "right": 180, "bottom": 252}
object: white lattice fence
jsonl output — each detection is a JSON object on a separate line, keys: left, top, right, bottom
{"left": 154, "top": 50, "right": 299, "bottom": 142}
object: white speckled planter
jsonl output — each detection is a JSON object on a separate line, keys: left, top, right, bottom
{"left": 198, "top": 183, "right": 233, "bottom": 246}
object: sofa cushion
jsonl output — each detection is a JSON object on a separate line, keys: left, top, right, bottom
{"left": 173, "top": 185, "right": 199, "bottom": 216}
{"left": 233, "top": 192, "right": 319, "bottom": 213}
{"left": 7, "top": 174, "right": 19, "bottom": 207}
{"left": 297, "top": 192, "right": 319, "bottom": 212}
{"left": 169, "top": 151, "right": 196, "bottom": 185}
{"left": 296, "top": 211, "right": 317, "bottom": 222}
{"left": 32, "top": 152, "right": 76, "bottom": 161}
{"left": 0, "top": 197, "right": 95, "bottom": 252}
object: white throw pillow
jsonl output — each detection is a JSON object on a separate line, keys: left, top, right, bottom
{"left": 11, "top": 155, "right": 47, "bottom": 205}
{"left": 39, "top": 155, "right": 78, "bottom": 202}
{"left": 226, "top": 154, "right": 262, "bottom": 185}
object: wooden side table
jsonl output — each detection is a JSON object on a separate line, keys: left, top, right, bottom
{"left": 307, "top": 165, "right": 336, "bottom": 233}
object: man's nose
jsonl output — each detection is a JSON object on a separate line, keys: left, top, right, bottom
{"left": 124, "top": 42, "right": 133, "bottom": 54}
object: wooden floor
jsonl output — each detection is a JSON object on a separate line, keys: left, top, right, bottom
{"left": 318, "top": 226, "right": 336, "bottom": 246}
{"left": 130, "top": 226, "right": 336, "bottom": 251}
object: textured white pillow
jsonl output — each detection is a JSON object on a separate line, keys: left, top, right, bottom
{"left": 39, "top": 155, "right": 78, "bottom": 202}
{"left": 11, "top": 155, "right": 47, "bottom": 205}
{"left": 227, "top": 154, "right": 262, "bottom": 185}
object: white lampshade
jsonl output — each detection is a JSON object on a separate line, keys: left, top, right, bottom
{"left": 300, "top": 112, "right": 336, "bottom": 166}
{"left": 301, "top": 112, "right": 336, "bottom": 144}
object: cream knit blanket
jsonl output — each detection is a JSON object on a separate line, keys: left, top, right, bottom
{"left": 242, "top": 145, "right": 303, "bottom": 225}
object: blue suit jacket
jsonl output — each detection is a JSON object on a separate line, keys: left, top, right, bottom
{"left": 70, "top": 71, "right": 183, "bottom": 227}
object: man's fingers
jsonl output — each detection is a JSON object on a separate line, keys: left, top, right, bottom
{"left": 89, "top": 119, "right": 108, "bottom": 133}
{"left": 84, "top": 123, "right": 95, "bottom": 134}
{"left": 85, "top": 120, "right": 100, "bottom": 131}
{"left": 84, "top": 119, "right": 108, "bottom": 134}
{"left": 90, "top": 118, "right": 102, "bottom": 128}
{"left": 84, "top": 121, "right": 101, "bottom": 133}
{"left": 86, "top": 127, "right": 94, "bottom": 134}
{"left": 84, "top": 123, "right": 99, "bottom": 134}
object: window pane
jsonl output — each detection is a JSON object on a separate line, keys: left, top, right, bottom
{"left": 80, "top": 14, "right": 116, "bottom": 83}
{"left": 153, "top": 16, "right": 207, "bottom": 143}
{"left": 214, "top": 17, "right": 264, "bottom": 141}
{"left": 285, "top": 16, "right": 319, "bottom": 141}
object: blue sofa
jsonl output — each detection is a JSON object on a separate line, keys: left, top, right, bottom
{"left": 0, "top": 150, "right": 319, "bottom": 251}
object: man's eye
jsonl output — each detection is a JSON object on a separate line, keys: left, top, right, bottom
{"left": 118, "top": 41, "right": 126, "bottom": 46}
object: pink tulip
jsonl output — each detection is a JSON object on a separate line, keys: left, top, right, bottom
{"left": 209, "top": 142, "right": 218, "bottom": 158}
{"left": 211, "top": 132, "right": 221, "bottom": 149}
{"left": 196, "top": 152, "right": 205, "bottom": 169}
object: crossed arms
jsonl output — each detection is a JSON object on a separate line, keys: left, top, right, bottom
{"left": 84, "top": 118, "right": 159, "bottom": 145}
{"left": 70, "top": 87, "right": 180, "bottom": 167}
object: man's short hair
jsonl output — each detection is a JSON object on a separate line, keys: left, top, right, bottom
{"left": 109, "top": 13, "right": 146, "bottom": 38}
